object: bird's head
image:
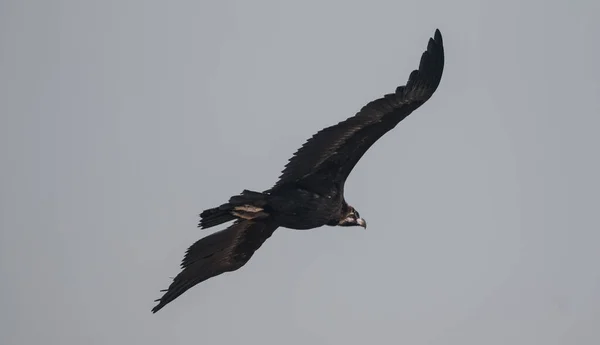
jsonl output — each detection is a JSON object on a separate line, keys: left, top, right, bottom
{"left": 338, "top": 205, "right": 367, "bottom": 229}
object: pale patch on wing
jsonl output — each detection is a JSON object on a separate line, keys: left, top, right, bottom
{"left": 232, "top": 205, "right": 269, "bottom": 220}
{"left": 233, "top": 205, "right": 264, "bottom": 213}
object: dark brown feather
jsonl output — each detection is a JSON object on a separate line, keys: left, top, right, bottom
{"left": 272, "top": 29, "right": 444, "bottom": 189}
{"left": 152, "top": 220, "right": 278, "bottom": 313}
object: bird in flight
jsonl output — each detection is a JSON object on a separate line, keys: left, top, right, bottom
{"left": 152, "top": 29, "right": 445, "bottom": 313}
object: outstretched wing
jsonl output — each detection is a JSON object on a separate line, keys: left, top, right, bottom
{"left": 272, "top": 29, "right": 444, "bottom": 190}
{"left": 152, "top": 220, "right": 278, "bottom": 313}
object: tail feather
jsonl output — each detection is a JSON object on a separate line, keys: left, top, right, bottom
{"left": 198, "top": 190, "right": 268, "bottom": 229}
{"left": 198, "top": 207, "right": 235, "bottom": 229}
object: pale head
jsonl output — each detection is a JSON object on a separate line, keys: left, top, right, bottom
{"left": 338, "top": 204, "right": 367, "bottom": 229}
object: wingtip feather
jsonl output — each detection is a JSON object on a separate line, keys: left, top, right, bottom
{"left": 434, "top": 29, "right": 443, "bottom": 44}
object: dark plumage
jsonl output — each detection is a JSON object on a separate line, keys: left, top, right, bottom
{"left": 152, "top": 29, "right": 445, "bottom": 313}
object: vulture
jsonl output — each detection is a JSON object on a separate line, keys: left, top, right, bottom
{"left": 152, "top": 29, "right": 445, "bottom": 313}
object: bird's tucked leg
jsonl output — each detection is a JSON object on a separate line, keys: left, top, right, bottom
{"left": 199, "top": 190, "right": 269, "bottom": 229}
{"left": 232, "top": 205, "right": 269, "bottom": 220}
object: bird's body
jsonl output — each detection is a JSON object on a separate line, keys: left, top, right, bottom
{"left": 199, "top": 185, "right": 345, "bottom": 230}
{"left": 266, "top": 186, "right": 344, "bottom": 229}
{"left": 152, "top": 29, "right": 445, "bottom": 313}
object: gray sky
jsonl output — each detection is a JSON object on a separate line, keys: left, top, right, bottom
{"left": 1, "top": 0, "right": 599, "bottom": 344}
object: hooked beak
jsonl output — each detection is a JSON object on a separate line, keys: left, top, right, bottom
{"left": 356, "top": 218, "right": 367, "bottom": 229}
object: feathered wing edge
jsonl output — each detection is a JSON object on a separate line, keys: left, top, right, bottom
{"left": 270, "top": 29, "right": 444, "bottom": 189}
{"left": 152, "top": 220, "right": 278, "bottom": 313}
{"left": 328, "top": 28, "right": 445, "bottom": 182}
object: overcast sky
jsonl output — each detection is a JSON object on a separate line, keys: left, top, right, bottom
{"left": 1, "top": 1, "right": 599, "bottom": 344}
